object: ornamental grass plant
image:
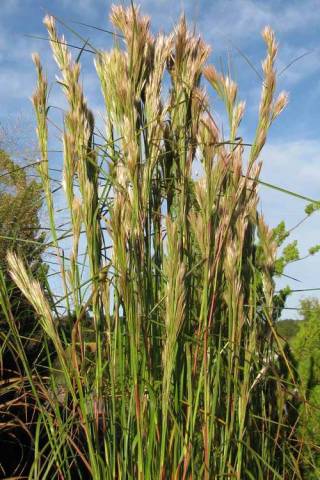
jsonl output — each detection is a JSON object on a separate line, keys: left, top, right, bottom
{"left": 0, "top": 4, "right": 314, "bottom": 479}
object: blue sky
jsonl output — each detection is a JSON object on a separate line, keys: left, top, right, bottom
{"left": 1, "top": 0, "right": 320, "bottom": 317}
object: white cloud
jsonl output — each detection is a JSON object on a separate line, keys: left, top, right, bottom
{"left": 276, "top": 44, "right": 320, "bottom": 87}
{"left": 257, "top": 139, "right": 320, "bottom": 314}
{"left": 55, "top": 0, "right": 106, "bottom": 15}
{"left": 197, "top": 0, "right": 320, "bottom": 44}
{"left": 261, "top": 140, "right": 320, "bottom": 197}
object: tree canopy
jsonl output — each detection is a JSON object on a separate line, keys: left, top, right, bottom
{"left": 290, "top": 299, "right": 320, "bottom": 478}
{"left": 0, "top": 148, "right": 47, "bottom": 363}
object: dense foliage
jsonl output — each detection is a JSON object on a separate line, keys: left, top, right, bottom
{"left": 277, "top": 318, "right": 302, "bottom": 341}
{"left": 290, "top": 300, "right": 320, "bottom": 478}
{"left": 0, "top": 149, "right": 46, "bottom": 327}
{"left": 0, "top": 150, "right": 47, "bottom": 476}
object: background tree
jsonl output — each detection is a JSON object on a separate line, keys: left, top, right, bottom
{"left": 0, "top": 148, "right": 47, "bottom": 338}
{"left": 0, "top": 148, "right": 47, "bottom": 477}
{"left": 277, "top": 318, "right": 301, "bottom": 341}
{"left": 290, "top": 298, "right": 320, "bottom": 478}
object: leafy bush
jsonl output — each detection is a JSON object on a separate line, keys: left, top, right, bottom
{"left": 0, "top": 150, "right": 47, "bottom": 476}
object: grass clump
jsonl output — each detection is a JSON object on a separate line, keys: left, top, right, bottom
{"left": 0, "top": 4, "right": 312, "bottom": 479}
